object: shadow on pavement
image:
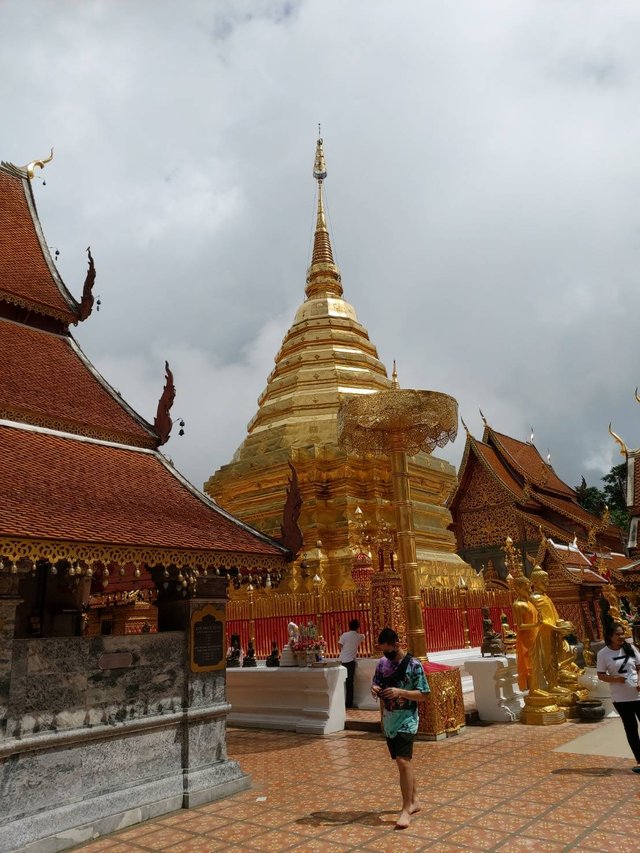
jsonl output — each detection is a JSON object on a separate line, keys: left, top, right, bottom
{"left": 296, "top": 810, "right": 397, "bottom": 828}
{"left": 552, "top": 766, "right": 631, "bottom": 777}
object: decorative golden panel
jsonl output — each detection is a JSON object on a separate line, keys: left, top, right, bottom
{"left": 457, "top": 461, "right": 508, "bottom": 512}
{"left": 0, "top": 536, "right": 286, "bottom": 573}
{"left": 460, "top": 506, "right": 518, "bottom": 549}
{"left": 419, "top": 668, "right": 465, "bottom": 737}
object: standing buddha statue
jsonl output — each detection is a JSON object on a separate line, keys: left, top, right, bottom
{"left": 513, "top": 574, "right": 565, "bottom": 725}
{"left": 529, "top": 567, "right": 587, "bottom": 715}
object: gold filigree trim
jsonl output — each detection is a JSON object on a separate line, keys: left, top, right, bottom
{"left": 0, "top": 286, "right": 76, "bottom": 324}
{"left": 0, "top": 407, "right": 156, "bottom": 449}
{"left": 0, "top": 536, "right": 287, "bottom": 572}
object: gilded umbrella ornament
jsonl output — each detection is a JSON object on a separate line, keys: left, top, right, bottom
{"left": 337, "top": 385, "right": 458, "bottom": 660}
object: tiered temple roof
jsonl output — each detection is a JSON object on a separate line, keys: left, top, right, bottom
{"left": 0, "top": 157, "right": 289, "bottom": 575}
{"left": 449, "top": 421, "right": 623, "bottom": 573}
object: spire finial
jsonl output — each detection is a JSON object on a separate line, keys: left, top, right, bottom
{"left": 391, "top": 360, "right": 400, "bottom": 389}
{"left": 306, "top": 133, "right": 342, "bottom": 300}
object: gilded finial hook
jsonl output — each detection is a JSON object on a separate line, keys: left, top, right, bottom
{"left": 23, "top": 148, "right": 54, "bottom": 180}
{"left": 635, "top": 387, "right": 640, "bottom": 405}
{"left": 479, "top": 408, "right": 487, "bottom": 425}
{"left": 609, "top": 423, "right": 629, "bottom": 458}
{"left": 460, "top": 416, "right": 469, "bottom": 434}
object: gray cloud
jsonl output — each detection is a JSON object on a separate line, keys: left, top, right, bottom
{"left": 3, "top": 0, "right": 640, "bottom": 496}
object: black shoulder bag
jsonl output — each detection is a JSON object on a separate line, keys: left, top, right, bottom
{"left": 379, "top": 653, "right": 413, "bottom": 689}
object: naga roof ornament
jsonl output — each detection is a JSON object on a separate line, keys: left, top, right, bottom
{"left": 21, "top": 148, "right": 54, "bottom": 180}
{"left": 154, "top": 361, "right": 176, "bottom": 446}
{"left": 77, "top": 247, "right": 96, "bottom": 322}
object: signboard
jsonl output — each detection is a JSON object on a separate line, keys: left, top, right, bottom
{"left": 190, "top": 604, "right": 225, "bottom": 672}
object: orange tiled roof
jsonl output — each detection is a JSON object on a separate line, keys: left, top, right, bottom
{"left": 0, "top": 424, "right": 287, "bottom": 557}
{"left": 0, "top": 166, "right": 78, "bottom": 323}
{"left": 0, "top": 318, "right": 156, "bottom": 447}
{"left": 490, "top": 430, "right": 575, "bottom": 497}
{"left": 473, "top": 440, "right": 527, "bottom": 499}
{"left": 535, "top": 491, "right": 606, "bottom": 530}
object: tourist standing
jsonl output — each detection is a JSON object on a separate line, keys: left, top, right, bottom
{"left": 338, "top": 619, "right": 365, "bottom": 708}
{"left": 597, "top": 621, "right": 640, "bottom": 772}
{"left": 371, "top": 627, "right": 429, "bottom": 830}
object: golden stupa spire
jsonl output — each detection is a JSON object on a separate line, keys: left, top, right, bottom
{"left": 306, "top": 132, "right": 343, "bottom": 300}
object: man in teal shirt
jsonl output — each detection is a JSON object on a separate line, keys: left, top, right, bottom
{"left": 371, "top": 627, "right": 430, "bottom": 830}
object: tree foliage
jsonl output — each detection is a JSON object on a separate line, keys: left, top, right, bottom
{"left": 576, "top": 463, "right": 629, "bottom": 531}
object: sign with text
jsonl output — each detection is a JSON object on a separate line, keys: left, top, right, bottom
{"left": 190, "top": 604, "right": 225, "bottom": 672}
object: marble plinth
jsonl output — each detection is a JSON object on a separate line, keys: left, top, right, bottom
{"left": 227, "top": 664, "right": 346, "bottom": 734}
{"left": 465, "top": 656, "right": 524, "bottom": 722}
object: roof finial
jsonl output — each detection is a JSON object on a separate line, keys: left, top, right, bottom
{"left": 391, "top": 360, "right": 400, "bottom": 389}
{"left": 529, "top": 426, "right": 535, "bottom": 444}
{"left": 609, "top": 422, "right": 629, "bottom": 458}
{"left": 479, "top": 408, "right": 487, "bottom": 426}
{"left": 306, "top": 132, "right": 342, "bottom": 300}
{"left": 22, "top": 148, "right": 54, "bottom": 180}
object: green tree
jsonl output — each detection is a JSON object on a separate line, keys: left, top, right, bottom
{"left": 575, "top": 477, "right": 606, "bottom": 516}
{"left": 602, "top": 462, "right": 629, "bottom": 530}
{"left": 576, "top": 463, "right": 629, "bottom": 532}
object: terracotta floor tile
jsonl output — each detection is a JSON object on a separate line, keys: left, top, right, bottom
{"left": 578, "top": 830, "right": 638, "bottom": 853}
{"left": 494, "top": 838, "right": 566, "bottom": 852}
{"left": 470, "top": 812, "right": 532, "bottom": 833}
{"left": 161, "top": 840, "right": 225, "bottom": 853}
{"left": 133, "top": 829, "right": 197, "bottom": 850}
{"left": 73, "top": 721, "right": 640, "bottom": 853}
{"left": 444, "top": 827, "right": 509, "bottom": 850}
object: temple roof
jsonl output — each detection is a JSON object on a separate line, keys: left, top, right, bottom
{"left": 0, "top": 422, "right": 288, "bottom": 563}
{"left": 452, "top": 423, "right": 621, "bottom": 550}
{"left": 487, "top": 428, "right": 574, "bottom": 497}
{"left": 538, "top": 538, "right": 608, "bottom": 585}
{"left": 0, "top": 153, "right": 290, "bottom": 571}
{"left": 0, "top": 318, "right": 157, "bottom": 447}
{"left": 0, "top": 163, "right": 80, "bottom": 325}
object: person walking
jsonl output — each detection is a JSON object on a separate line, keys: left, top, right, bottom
{"left": 597, "top": 621, "right": 640, "bottom": 772}
{"left": 371, "top": 627, "right": 429, "bottom": 830}
{"left": 338, "top": 619, "right": 365, "bottom": 709}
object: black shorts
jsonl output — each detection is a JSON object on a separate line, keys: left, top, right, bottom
{"left": 386, "top": 731, "right": 415, "bottom": 760}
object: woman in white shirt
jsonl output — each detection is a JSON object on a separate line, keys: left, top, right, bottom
{"left": 597, "top": 621, "right": 640, "bottom": 773}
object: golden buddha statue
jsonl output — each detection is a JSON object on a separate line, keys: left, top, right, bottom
{"left": 602, "top": 585, "right": 632, "bottom": 637}
{"left": 512, "top": 576, "right": 543, "bottom": 693}
{"left": 513, "top": 574, "right": 565, "bottom": 725}
{"left": 529, "top": 567, "right": 587, "bottom": 712}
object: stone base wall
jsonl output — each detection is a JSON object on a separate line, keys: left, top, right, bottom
{"left": 0, "top": 632, "right": 247, "bottom": 853}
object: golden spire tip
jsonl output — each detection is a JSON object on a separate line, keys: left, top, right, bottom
{"left": 391, "top": 360, "right": 399, "bottom": 389}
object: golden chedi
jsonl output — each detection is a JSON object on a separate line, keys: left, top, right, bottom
{"left": 205, "top": 137, "right": 477, "bottom": 593}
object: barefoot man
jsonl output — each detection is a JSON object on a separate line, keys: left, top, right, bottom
{"left": 371, "top": 627, "right": 429, "bottom": 830}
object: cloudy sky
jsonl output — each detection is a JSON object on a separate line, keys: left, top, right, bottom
{"left": 3, "top": 0, "right": 640, "bottom": 494}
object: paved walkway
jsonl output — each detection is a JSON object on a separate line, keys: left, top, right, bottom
{"left": 75, "top": 718, "right": 640, "bottom": 852}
